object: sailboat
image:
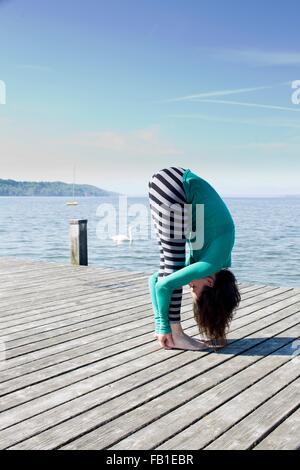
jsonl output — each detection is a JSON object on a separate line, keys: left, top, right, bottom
{"left": 66, "top": 165, "right": 78, "bottom": 206}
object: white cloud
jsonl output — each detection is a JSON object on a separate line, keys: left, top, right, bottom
{"left": 0, "top": 124, "right": 185, "bottom": 195}
{"left": 61, "top": 126, "right": 183, "bottom": 156}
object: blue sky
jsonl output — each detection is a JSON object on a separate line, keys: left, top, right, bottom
{"left": 0, "top": 0, "right": 300, "bottom": 196}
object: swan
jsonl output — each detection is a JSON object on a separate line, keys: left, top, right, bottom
{"left": 111, "top": 225, "right": 133, "bottom": 244}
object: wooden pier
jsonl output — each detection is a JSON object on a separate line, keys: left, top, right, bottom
{"left": 0, "top": 257, "right": 299, "bottom": 450}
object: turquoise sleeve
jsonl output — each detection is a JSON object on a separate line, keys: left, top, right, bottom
{"left": 155, "top": 231, "right": 235, "bottom": 335}
{"left": 148, "top": 271, "right": 161, "bottom": 333}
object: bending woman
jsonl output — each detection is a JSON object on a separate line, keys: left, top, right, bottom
{"left": 148, "top": 166, "right": 241, "bottom": 351}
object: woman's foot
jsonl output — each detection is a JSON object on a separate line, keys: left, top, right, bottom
{"left": 169, "top": 323, "right": 210, "bottom": 351}
{"left": 172, "top": 333, "right": 209, "bottom": 351}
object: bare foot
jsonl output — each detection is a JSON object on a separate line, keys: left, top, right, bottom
{"left": 172, "top": 333, "right": 210, "bottom": 351}
{"left": 169, "top": 324, "right": 211, "bottom": 351}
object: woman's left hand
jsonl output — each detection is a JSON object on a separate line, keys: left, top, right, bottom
{"left": 153, "top": 332, "right": 175, "bottom": 349}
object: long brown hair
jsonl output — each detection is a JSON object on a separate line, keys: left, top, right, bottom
{"left": 193, "top": 269, "right": 241, "bottom": 341}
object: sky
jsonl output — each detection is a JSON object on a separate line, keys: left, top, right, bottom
{"left": 0, "top": 0, "right": 300, "bottom": 196}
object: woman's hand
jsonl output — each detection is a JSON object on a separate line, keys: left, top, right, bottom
{"left": 153, "top": 332, "right": 175, "bottom": 349}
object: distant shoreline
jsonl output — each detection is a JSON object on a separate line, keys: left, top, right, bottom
{"left": 0, "top": 194, "right": 299, "bottom": 199}
{"left": 0, "top": 179, "right": 120, "bottom": 197}
{"left": 0, "top": 195, "right": 123, "bottom": 197}
{"left": 0, "top": 180, "right": 298, "bottom": 198}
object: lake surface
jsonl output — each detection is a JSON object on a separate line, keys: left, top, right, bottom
{"left": 0, "top": 196, "right": 299, "bottom": 287}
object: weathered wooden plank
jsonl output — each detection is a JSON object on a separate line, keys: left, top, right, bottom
{"left": 0, "top": 289, "right": 269, "bottom": 389}
{"left": 0, "top": 281, "right": 152, "bottom": 328}
{"left": 0, "top": 285, "right": 256, "bottom": 342}
{"left": 154, "top": 360, "right": 299, "bottom": 450}
{"left": 0, "top": 256, "right": 131, "bottom": 276}
{"left": 0, "top": 257, "right": 141, "bottom": 282}
{"left": 0, "top": 274, "right": 153, "bottom": 325}
{"left": 0, "top": 322, "right": 293, "bottom": 448}
{"left": 1, "top": 289, "right": 297, "bottom": 386}
{"left": 0, "top": 260, "right": 148, "bottom": 294}
{"left": 0, "top": 267, "right": 125, "bottom": 297}
{"left": 0, "top": 277, "right": 259, "bottom": 321}
{"left": 1, "top": 301, "right": 298, "bottom": 400}
{"left": 155, "top": 362, "right": 299, "bottom": 450}
{"left": 0, "top": 264, "right": 146, "bottom": 296}
{"left": 0, "top": 258, "right": 298, "bottom": 451}
{"left": 2, "top": 294, "right": 191, "bottom": 350}
{"left": 0, "top": 283, "right": 263, "bottom": 343}
{"left": 0, "top": 285, "right": 255, "bottom": 345}
{"left": 205, "top": 379, "right": 300, "bottom": 449}
{"left": 253, "top": 407, "right": 300, "bottom": 450}
{"left": 1, "top": 256, "right": 145, "bottom": 300}
{"left": 0, "top": 284, "right": 283, "bottom": 336}
{"left": 2, "top": 296, "right": 192, "bottom": 358}
{"left": 110, "top": 346, "right": 299, "bottom": 451}
{"left": 0, "top": 262, "right": 253, "bottom": 297}
{"left": 0, "top": 276, "right": 152, "bottom": 327}
{"left": 1, "top": 290, "right": 299, "bottom": 385}
{"left": 0, "top": 271, "right": 148, "bottom": 311}
{"left": 0, "top": 261, "right": 112, "bottom": 284}
{"left": 2, "top": 290, "right": 298, "bottom": 388}
{"left": 5, "top": 288, "right": 294, "bottom": 353}
{"left": 2, "top": 284, "right": 282, "bottom": 349}
{"left": 0, "top": 283, "right": 275, "bottom": 391}
{"left": 84, "top": 328, "right": 300, "bottom": 451}
{"left": 1, "top": 312, "right": 299, "bottom": 449}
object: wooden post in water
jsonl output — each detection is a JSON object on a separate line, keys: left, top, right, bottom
{"left": 69, "top": 219, "right": 88, "bottom": 266}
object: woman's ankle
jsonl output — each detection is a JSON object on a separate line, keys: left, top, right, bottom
{"left": 170, "top": 322, "right": 184, "bottom": 335}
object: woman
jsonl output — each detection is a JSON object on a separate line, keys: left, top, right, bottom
{"left": 148, "top": 166, "right": 241, "bottom": 351}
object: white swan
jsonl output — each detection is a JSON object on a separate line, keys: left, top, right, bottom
{"left": 111, "top": 225, "right": 133, "bottom": 245}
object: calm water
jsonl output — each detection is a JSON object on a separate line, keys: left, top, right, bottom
{"left": 0, "top": 196, "right": 299, "bottom": 287}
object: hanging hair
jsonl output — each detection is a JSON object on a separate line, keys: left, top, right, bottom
{"left": 193, "top": 268, "right": 241, "bottom": 341}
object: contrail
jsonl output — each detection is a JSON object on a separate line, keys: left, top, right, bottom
{"left": 192, "top": 99, "right": 300, "bottom": 113}
{"left": 160, "top": 81, "right": 290, "bottom": 103}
